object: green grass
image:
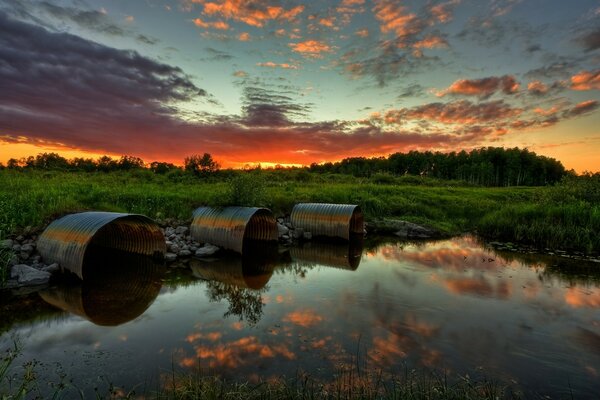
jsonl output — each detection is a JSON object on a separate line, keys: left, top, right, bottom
{"left": 0, "top": 169, "right": 598, "bottom": 254}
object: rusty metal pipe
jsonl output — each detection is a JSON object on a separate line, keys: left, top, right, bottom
{"left": 290, "top": 203, "right": 364, "bottom": 240}
{"left": 37, "top": 211, "right": 166, "bottom": 279}
{"left": 190, "top": 207, "right": 278, "bottom": 253}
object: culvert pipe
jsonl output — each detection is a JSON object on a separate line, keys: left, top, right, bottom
{"left": 190, "top": 207, "right": 278, "bottom": 254}
{"left": 290, "top": 203, "right": 364, "bottom": 240}
{"left": 37, "top": 211, "right": 166, "bottom": 279}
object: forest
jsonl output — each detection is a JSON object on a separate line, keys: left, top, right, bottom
{"left": 3, "top": 147, "right": 569, "bottom": 187}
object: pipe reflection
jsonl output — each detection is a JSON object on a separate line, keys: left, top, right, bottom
{"left": 289, "top": 236, "right": 363, "bottom": 270}
{"left": 39, "top": 246, "right": 164, "bottom": 326}
{"left": 190, "top": 241, "right": 279, "bottom": 325}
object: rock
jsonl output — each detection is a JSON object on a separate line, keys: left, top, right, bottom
{"left": 10, "top": 264, "right": 51, "bottom": 285}
{"left": 1, "top": 239, "right": 13, "bottom": 249}
{"left": 190, "top": 246, "right": 198, "bottom": 253}
{"left": 175, "top": 226, "right": 189, "bottom": 235}
{"left": 8, "top": 255, "right": 19, "bottom": 266}
{"left": 277, "top": 217, "right": 284, "bottom": 224}
{"left": 42, "top": 263, "right": 60, "bottom": 273}
{"left": 179, "top": 249, "right": 192, "bottom": 257}
{"left": 303, "top": 231, "right": 312, "bottom": 240}
{"left": 168, "top": 243, "right": 181, "bottom": 254}
{"left": 277, "top": 223, "right": 289, "bottom": 237}
{"left": 165, "top": 253, "right": 177, "bottom": 262}
{"left": 15, "top": 235, "right": 24, "bottom": 242}
{"left": 20, "top": 243, "right": 35, "bottom": 254}
{"left": 12, "top": 244, "right": 21, "bottom": 252}
{"left": 281, "top": 234, "right": 290, "bottom": 240}
{"left": 368, "top": 219, "right": 441, "bottom": 239}
{"left": 292, "top": 228, "right": 304, "bottom": 240}
{"left": 195, "top": 243, "right": 219, "bottom": 257}
{"left": 285, "top": 222, "right": 294, "bottom": 230}
{"left": 30, "top": 255, "right": 41, "bottom": 263}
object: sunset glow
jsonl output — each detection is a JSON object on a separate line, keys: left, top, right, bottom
{"left": 0, "top": 0, "right": 599, "bottom": 171}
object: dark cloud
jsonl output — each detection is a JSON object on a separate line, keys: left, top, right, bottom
{"left": 524, "top": 61, "right": 574, "bottom": 80}
{"left": 526, "top": 44, "right": 541, "bottom": 53}
{"left": 397, "top": 83, "right": 425, "bottom": 99}
{"left": 0, "top": 11, "right": 206, "bottom": 148}
{"left": 576, "top": 27, "right": 600, "bottom": 52}
{"left": 339, "top": 40, "right": 443, "bottom": 87}
{"left": 241, "top": 86, "right": 310, "bottom": 127}
{"left": 203, "top": 47, "right": 234, "bottom": 61}
{"left": 0, "top": 1, "right": 159, "bottom": 45}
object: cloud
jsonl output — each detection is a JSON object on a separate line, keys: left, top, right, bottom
{"left": 564, "top": 100, "right": 599, "bottom": 117}
{"left": 436, "top": 75, "right": 519, "bottom": 98}
{"left": 237, "top": 32, "right": 250, "bottom": 41}
{"left": 428, "top": 0, "right": 460, "bottom": 23}
{"left": 413, "top": 34, "right": 448, "bottom": 49}
{"left": 200, "top": 0, "right": 304, "bottom": 28}
{"left": 383, "top": 100, "right": 522, "bottom": 125}
{"left": 571, "top": 69, "right": 600, "bottom": 91}
{"left": 355, "top": 28, "right": 369, "bottom": 37}
{"left": 372, "top": 0, "right": 424, "bottom": 44}
{"left": 527, "top": 80, "right": 548, "bottom": 95}
{"left": 289, "top": 39, "right": 332, "bottom": 58}
{"left": 6, "top": 1, "right": 159, "bottom": 45}
{"left": 240, "top": 86, "right": 310, "bottom": 127}
{"left": 256, "top": 62, "right": 298, "bottom": 69}
{"left": 193, "top": 17, "right": 230, "bottom": 30}
{"left": 576, "top": 27, "right": 600, "bottom": 52}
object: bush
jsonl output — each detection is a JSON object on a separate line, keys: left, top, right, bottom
{"left": 225, "top": 173, "right": 266, "bottom": 207}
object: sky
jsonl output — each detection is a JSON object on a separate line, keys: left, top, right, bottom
{"left": 0, "top": 0, "right": 599, "bottom": 171}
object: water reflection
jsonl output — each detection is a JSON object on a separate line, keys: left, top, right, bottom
{"left": 39, "top": 246, "right": 164, "bottom": 326}
{"left": 3, "top": 235, "right": 600, "bottom": 399}
{"left": 289, "top": 236, "right": 363, "bottom": 270}
{"left": 190, "top": 241, "right": 279, "bottom": 325}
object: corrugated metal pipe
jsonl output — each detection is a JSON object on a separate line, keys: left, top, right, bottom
{"left": 290, "top": 238, "right": 363, "bottom": 270}
{"left": 37, "top": 211, "right": 166, "bottom": 279}
{"left": 190, "top": 207, "right": 278, "bottom": 254}
{"left": 290, "top": 203, "right": 364, "bottom": 240}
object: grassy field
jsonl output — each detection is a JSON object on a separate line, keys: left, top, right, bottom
{"left": 0, "top": 169, "right": 598, "bottom": 253}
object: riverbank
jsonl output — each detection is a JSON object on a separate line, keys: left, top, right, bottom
{"left": 0, "top": 169, "right": 598, "bottom": 255}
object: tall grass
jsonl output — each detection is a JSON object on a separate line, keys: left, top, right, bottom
{"left": 0, "top": 169, "right": 597, "bottom": 253}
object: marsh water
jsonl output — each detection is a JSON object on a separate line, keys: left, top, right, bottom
{"left": 1, "top": 236, "right": 599, "bottom": 398}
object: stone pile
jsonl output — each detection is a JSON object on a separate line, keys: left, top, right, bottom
{"left": 276, "top": 215, "right": 312, "bottom": 244}
{"left": 162, "top": 224, "right": 219, "bottom": 263}
{"left": 1, "top": 227, "right": 59, "bottom": 288}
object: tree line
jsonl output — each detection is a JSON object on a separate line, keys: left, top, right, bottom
{"left": 309, "top": 148, "right": 567, "bottom": 186}
{"left": 1, "top": 147, "right": 571, "bottom": 186}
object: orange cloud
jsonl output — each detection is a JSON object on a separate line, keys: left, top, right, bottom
{"left": 429, "top": 0, "right": 460, "bottom": 23}
{"left": 283, "top": 309, "right": 324, "bottom": 328}
{"left": 527, "top": 80, "right": 548, "bottom": 95}
{"left": 202, "top": 0, "right": 304, "bottom": 27}
{"left": 319, "top": 17, "right": 335, "bottom": 27}
{"left": 437, "top": 75, "right": 520, "bottom": 98}
{"left": 256, "top": 61, "right": 298, "bottom": 69}
{"left": 571, "top": 69, "right": 600, "bottom": 90}
{"left": 193, "top": 17, "right": 229, "bottom": 30}
{"left": 289, "top": 40, "right": 332, "bottom": 58}
{"left": 373, "top": 0, "right": 422, "bottom": 42}
{"left": 384, "top": 100, "right": 522, "bottom": 125}
{"left": 355, "top": 28, "right": 369, "bottom": 37}
{"left": 238, "top": 32, "right": 250, "bottom": 41}
{"left": 413, "top": 35, "right": 448, "bottom": 49}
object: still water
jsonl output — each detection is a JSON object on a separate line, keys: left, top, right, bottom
{"left": 1, "top": 236, "right": 599, "bottom": 398}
